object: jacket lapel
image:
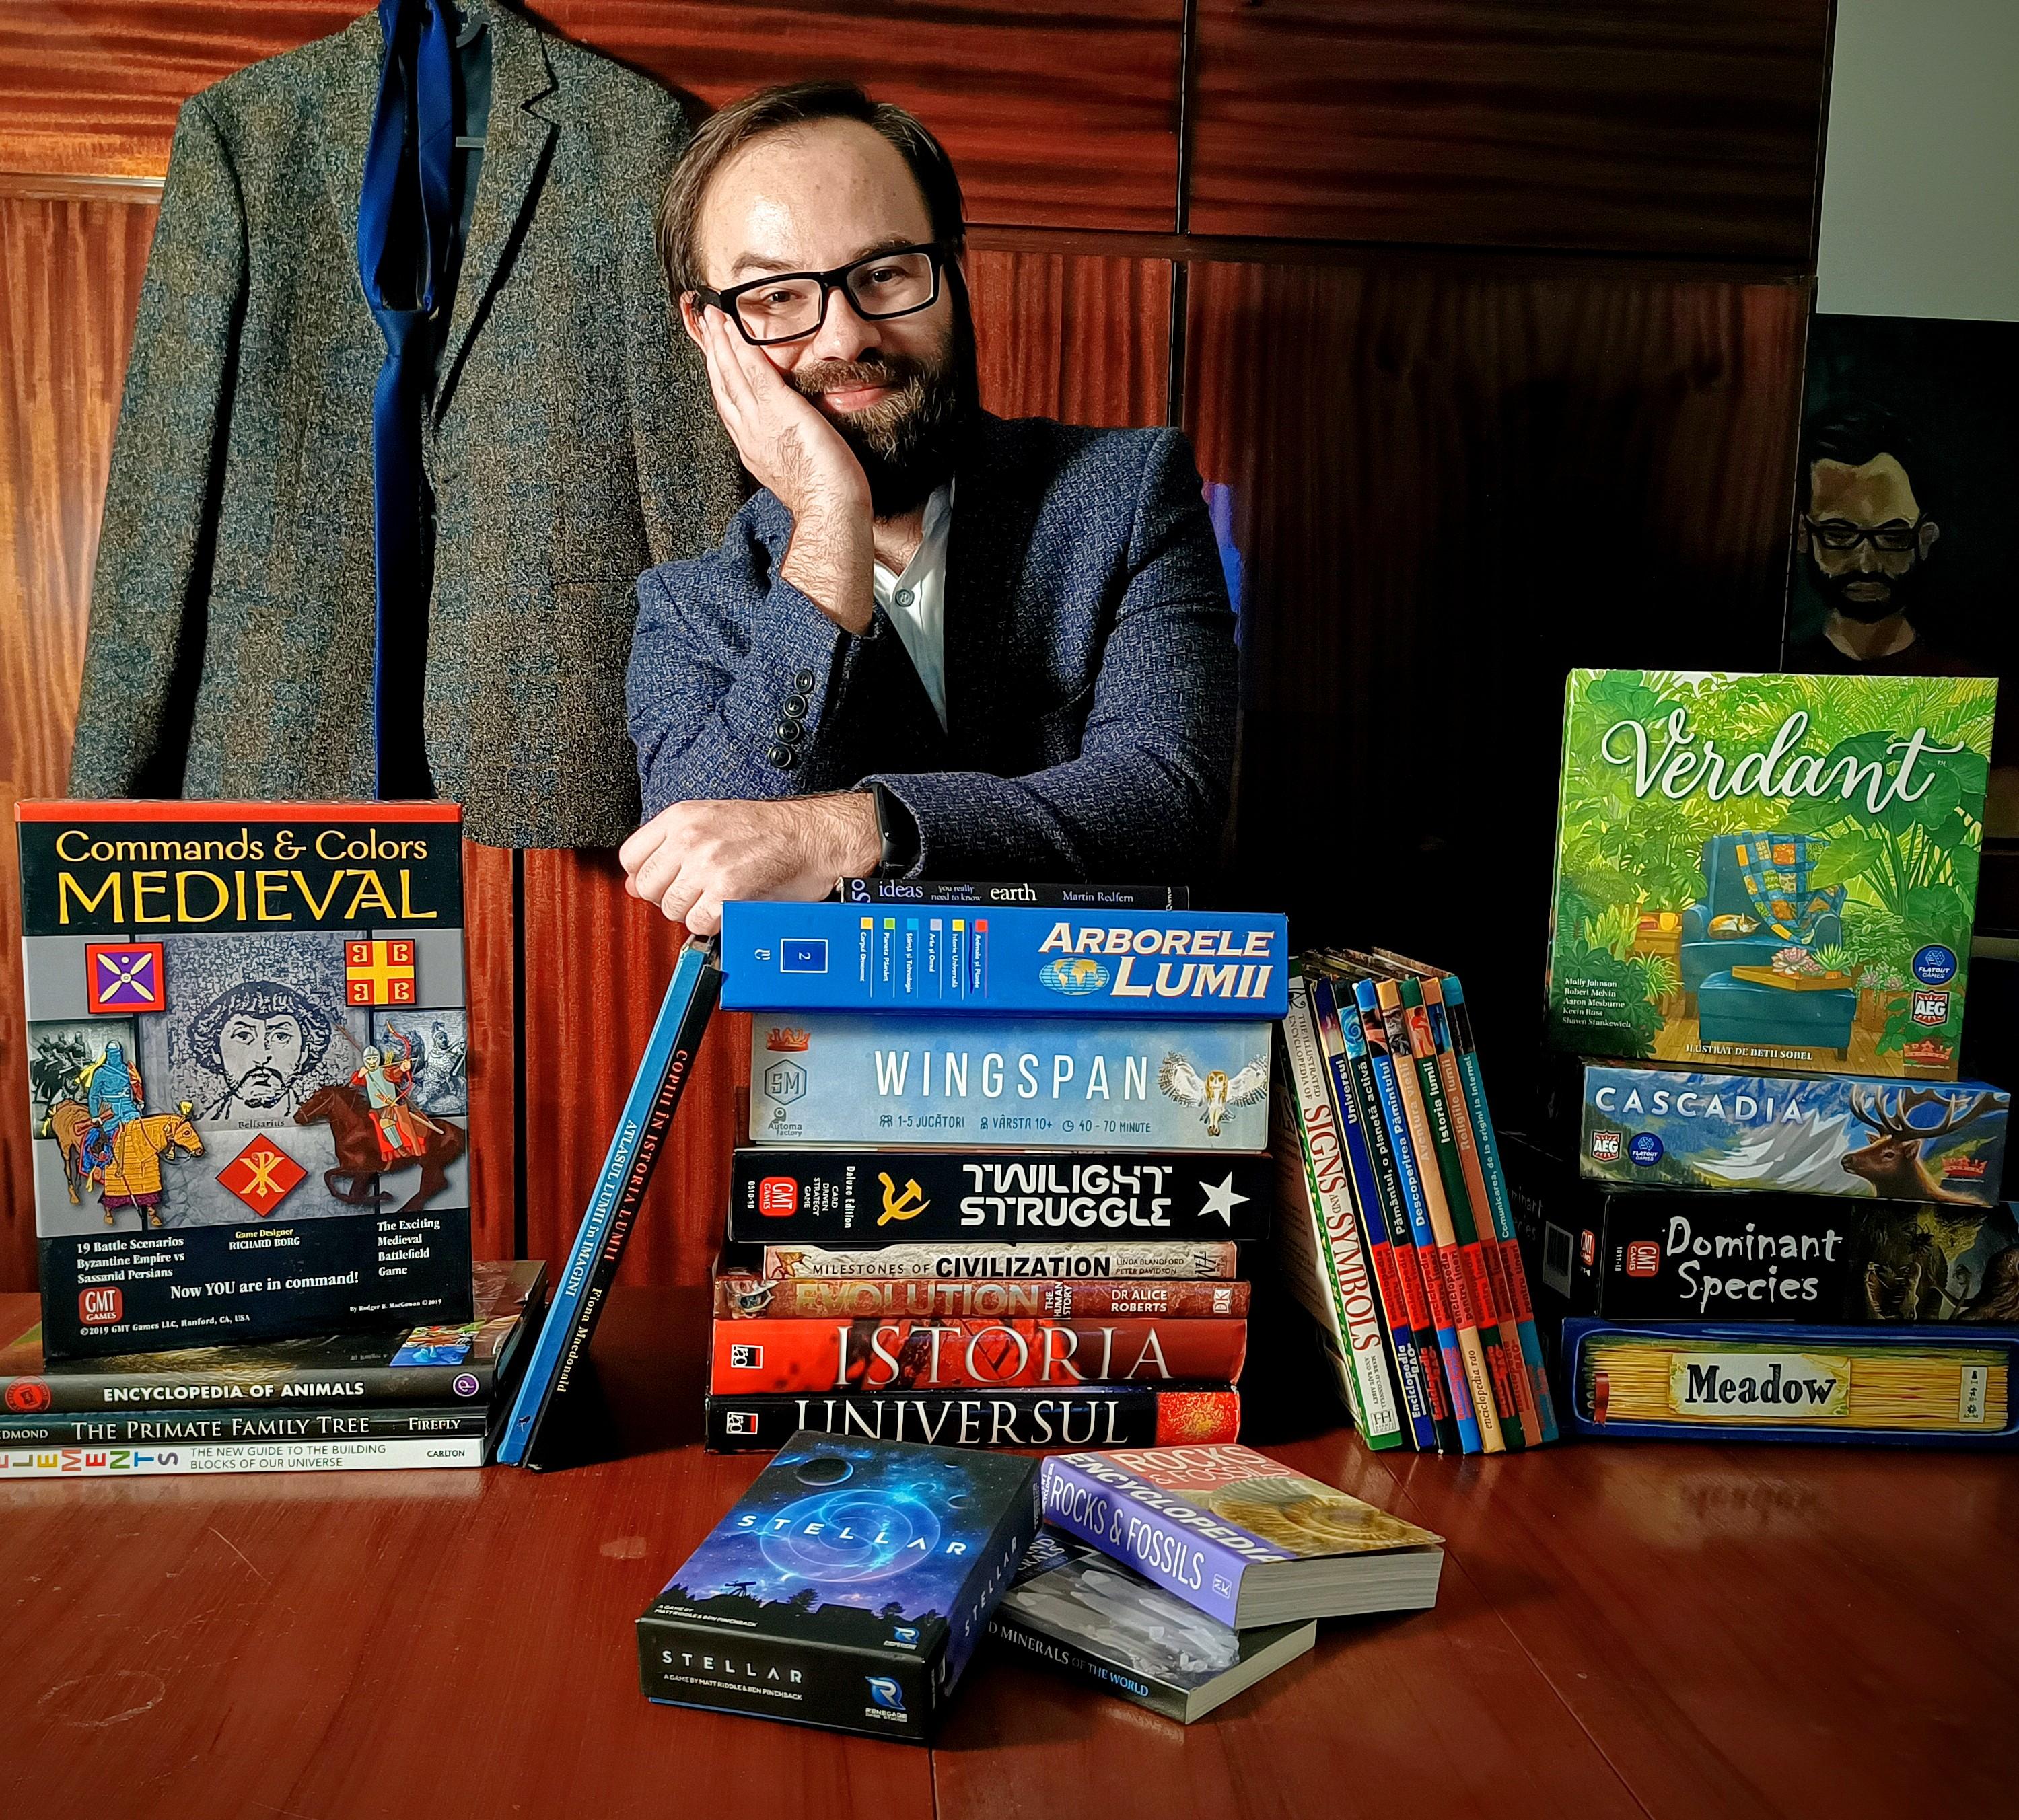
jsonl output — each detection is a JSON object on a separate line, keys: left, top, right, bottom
{"left": 942, "top": 415, "right": 1039, "bottom": 762}
{"left": 314, "top": 11, "right": 390, "bottom": 295}
{"left": 435, "top": 1, "right": 557, "bottom": 411}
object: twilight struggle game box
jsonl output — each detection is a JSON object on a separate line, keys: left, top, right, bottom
{"left": 17, "top": 803, "right": 473, "bottom": 1358}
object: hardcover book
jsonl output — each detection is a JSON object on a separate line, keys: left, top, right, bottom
{"left": 17, "top": 801, "right": 473, "bottom": 1358}
{"left": 760, "top": 1241, "right": 1239, "bottom": 1282}
{"left": 0, "top": 1436, "right": 487, "bottom": 1476}
{"left": 715, "top": 1272, "right": 1251, "bottom": 1321}
{"left": 721, "top": 902, "right": 1288, "bottom": 1019}
{"left": 705, "top": 1387, "right": 1242, "bottom": 1453}
{"left": 839, "top": 879, "right": 1190, "bottom": 910}
{"left": 0, "top": 1258, "right": 545, "bottom": 1413}
{"left": 1577, "top": 1063, "right": 2008, "bottom": 1204}
{"left": 989, "top": 1533, "right": 1314, "bottom": 1723}
{"left": 1547, "top": 671, "right": 1995, "bottom": 1078}
{"left": 1038, "top": 1441, "right": 1443, "bottom": 1627}
{"left": 637, "top": 1433, "right": 1039, "bottom": 1740}
{"left": 1564, "top": 1318, "right": 2017, "bottom": 1448}
{"left": 727, "top": 1149, "right": 1271, "bottom": 1244}
{"left": 747, "top": 1015, "right": 1271, "bottom": 1151}
{"left": 709, "top": 1317, "right": 1248, "bottom": 1394}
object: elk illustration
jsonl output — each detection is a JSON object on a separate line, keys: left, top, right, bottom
{"left": 1842, "top": 1086, "right": 2006, "bottom": 1204}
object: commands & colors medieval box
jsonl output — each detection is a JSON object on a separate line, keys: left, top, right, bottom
{"left": 17, "top": 802, "right": 474, "bottom": 1358}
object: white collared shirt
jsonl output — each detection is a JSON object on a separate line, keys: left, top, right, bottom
{"left": 872, "top": 483, "right": 952, "bottom": 730}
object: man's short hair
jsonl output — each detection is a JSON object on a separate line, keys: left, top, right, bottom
{"left": 658, "top": 81, "right": 968, "bottom": 298}
{"left": 1802, "top": 401, "right": 1929, "bottom": 505}
{"left": 188, "top": 980, "right": 334, "bottom": 1075}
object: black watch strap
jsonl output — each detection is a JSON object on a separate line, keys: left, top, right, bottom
{"left": 870, "top": 782, "right": 920, "bottom": 877}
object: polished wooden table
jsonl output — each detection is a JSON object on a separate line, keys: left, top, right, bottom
{"left": 3, "top": 1286, "right": 2011, "bottom": 1820}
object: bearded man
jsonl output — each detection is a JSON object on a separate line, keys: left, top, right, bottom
{"left": 620, "top": 82, "right": 1238, "bottom": 931}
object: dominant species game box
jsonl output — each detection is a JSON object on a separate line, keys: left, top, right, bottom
{"left": 637, "top": 1432, "right": 1038, "bottom": 1741}
{"left": 1546, "top": 671, "right": 1995, "bottom": 1079}
{"left": 17, "top": 803, "right": 473, "bottom": 1358}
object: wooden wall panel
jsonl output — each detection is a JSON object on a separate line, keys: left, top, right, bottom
{"left": 968, "top": 249, "right": 1171, "bottom": 426}
{"left": 0, "top": 0, "right": 1182, "bottom": 231}
{"left": 461, "top": 842, "right": 517, "bottom": 1262}
{"left": 1184, "top": 258, "right": 1806, "bottom": 1068}
{"left": 1189, "top": 0, "right": 1831, "bottom": 261}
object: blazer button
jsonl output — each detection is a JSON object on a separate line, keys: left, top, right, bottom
{"left": 793, "top": 669, "right": 816, "bottom": 692}
{"left": 775, "top": 719, "right": 804, "bottom": 743}
{"left": 767, "top": 743, "right": 795, "bottom": 769}
{"left": 781, "top": 694, "right": 808, "bottom": 721}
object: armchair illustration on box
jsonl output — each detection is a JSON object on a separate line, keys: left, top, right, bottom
{"left": 1680, "top": 834, "right": 1855, "bottom": 1057}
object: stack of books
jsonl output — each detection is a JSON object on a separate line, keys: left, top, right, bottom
{"left": 0, "top": 1260, "right": 546, "bottom": 1477}
{"left": 703, "top": 883, "right": 1285, "bottom": 1452}
{"left": 1275, "top": 949, "right": 1555, "bottom": 1453}
{"left": 1528, "top": 668, "right": 2018, "bottom": 1449}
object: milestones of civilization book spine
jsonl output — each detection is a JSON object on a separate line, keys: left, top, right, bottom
{"left": 16, "top": 801, "right": 474, "bottom": 1358}
{"left": 758, "top": 1241, "right": 1240, "bottom": 1281}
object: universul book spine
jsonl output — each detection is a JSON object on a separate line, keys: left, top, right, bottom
{"left": 721, "top": 902, "right": 1289, "bottom": 1019}
{"left": 705, "top": 1386, "right": 1242, "bottom": 1452}
{"left": 1280, "top": 972, "right": 1403, "bottom": 1448}
{"left": 1308, "top": 976, "right": 1439, "bottom": 1451}
{"left": 497, "top": 941, "right": 719, "bottom": 1467}
{"left": 1357, "top": 979, "right": 1503, "bottom": 1454}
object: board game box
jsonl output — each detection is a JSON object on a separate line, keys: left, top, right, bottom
{"left": 17, "top": 802, "right": 473, "bottom": 1358}
{"left": 637, "top": 1432, "right": 1038, "bottom": 1740}
{"left": 1545, "top": 671, "right": 1996, "bottom": 1078}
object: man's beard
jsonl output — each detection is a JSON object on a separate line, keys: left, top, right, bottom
{"left": 230, "top": 1067, "right": 292, "bottom": 1109}
{"left": 793, "top": 306, "right": 977, "bottom": 518}
{"left": 1812, "top": 556, "right": 1921, "bottom": 626}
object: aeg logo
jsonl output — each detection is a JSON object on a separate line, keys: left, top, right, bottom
{"left": 79, "top": 1287, "right": 124, "bottom": 1326}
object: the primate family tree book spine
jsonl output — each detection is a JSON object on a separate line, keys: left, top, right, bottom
{"left": 1279, "top": 974, "right": 1403, "bottom": 1448}
{"left": 1322, "top": 967, "right": 1468, "bottom": 1454}
{"left": 1307, "top": 977, "right": 1440, "bottom": 1451}
{"left": 1038, "top": 1454, "right": 1259, "bottom": 1627}
{"left": 1390, "top": 979, "right": 1527, "bottom": 1450}
{"left": 709, "top": 1318, "right": 1250, "bottom": 1394}
{"left": 1355, "top": 979, "right": 1503, "bottom": 1454}
{"left": 761, "top": 1241, "right": 1240, "bottom": 1281}
{"left": 715, "top": 1276, "right": 1252, "bottom": 1320}
{"left": 497, "top": 942, "right": 719, "bottom": 1467}
{"left": 0, "top": 1405, "right": 491, "bottom": 1445}
{"left": 727, "top": 1149, "right": 1273, "bottom": 1245}
{"left": 839, "top": 879, "right": 1191, "bottom": 910}
{"left": 1434, "top": 976, "right": 1559, "bottom": 1443}
{"left": 704, "top": 1387, "right": 1242, "bottom": 1451}
{"left": 0, "top": 1436, "right": 485, "bottom": 1476}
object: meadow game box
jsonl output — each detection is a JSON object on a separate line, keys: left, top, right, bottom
{"left": 1545, "top": 671, "right": 1996, "bottom": 1079}
{"left": 17, "top": 803, "right": 473, "bottom": 1358}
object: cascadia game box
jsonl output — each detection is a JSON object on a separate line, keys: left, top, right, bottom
{"left": 1546, "top": 671, "right": 1995, "bottom": 1079}
{"left": 705, "top": 1387, "right": 1242, "bottom": 1453}
{"left": 720, "top": 903, "right": 1289, "bottom": 1019}
{"left": 727, "top": 1149, "right": 1271, "bottom": 1244}
{"left": 748, "top": 1015, "right": 1273, "bottom": 1151}
{"left": 637, "top": 1432, "right": 1039, "bottom": 1740}
{"left": 1577, "top": 1064, "right": 2008, "bottom": 1204}
{"left": 17, "top": 803, "right": 474, "bottom": 1358}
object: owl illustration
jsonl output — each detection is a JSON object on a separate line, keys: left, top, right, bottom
{"left": 1159, "top": 1052, "right": 1268, "bottom": 1137}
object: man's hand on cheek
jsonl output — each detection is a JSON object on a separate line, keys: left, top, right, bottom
{"left": 618, "top": 793, "right": 883, "bottom": 935}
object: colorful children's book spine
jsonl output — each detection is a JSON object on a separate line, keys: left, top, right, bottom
{"left": 1322, "top": 968, "right": 1467, "bottom": 1453}
{"left": 1279, "top": 975, "right": 1405, "bottom": 1447}
{"left": 1438, "top": 975, "right": 1559, "bottom": 1442}
{"left": 498, "top": 941, "right": 720, "bottom": 1468}
{"left": 1269, "top": 1046, "right": 1363, "bottom": 1414}
{"left": 1357, "top": 979, "right": 1504, "bottom": 1454}
{"left": 1392, "top": 978, "right": 1528, "bottom": 1450}
{"left": 0, "top": 1436, "right": 486, "bottom": 1475}
{"left": 720, "top": 902, "right": 1289, "bottom": 1018}
{"left": 1308, "top": 976, "right": 1439, "bottom": 1451}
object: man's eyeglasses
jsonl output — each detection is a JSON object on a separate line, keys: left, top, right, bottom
{"left": 1804, "top": 516, "right": 1923, "bottom": 554}
{"left": 693, "top": 244, "right": 948, "bottom": 347}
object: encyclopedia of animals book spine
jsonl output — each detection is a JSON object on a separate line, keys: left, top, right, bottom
{"left": 709, "top": 1317, "right": 1249, "bottom": 1394}
{"left": 746, "top": 1015, "right": 1273, "bottom": 1151}
{"left": 703, "top": 1386, "right": 1242, "bottom": 1452}
{"left": 725, "top": 1147, "right": 1272, "bottom": 1244}
{"left": 497, "top": 940, "right": 719, "bottom": 1468}
{"left": 715, "top": 1274, "right": 1252, "bottom": 1320}
{"left": 17, "top": 800, "right": 472, "bottom": 1360}
{"left": 760, "top": 1241, "right": 1240, "bottom": 1281}
{"left": 720, "top": 902, "right": 1289, "bottom": 1019}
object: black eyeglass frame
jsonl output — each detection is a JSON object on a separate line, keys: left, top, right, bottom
{"left": 1800, "top": 514, "right": 1926, "bottom": 555}
{"left": 690, "top": 242, "right": 950, "bottom": 347}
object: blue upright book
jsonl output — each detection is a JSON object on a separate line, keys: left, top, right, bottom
{"left": 748, "top": 1013, "right": 1273, "bottom": 1152}
{"left": 719, "top": 901, "right": 1289, "bottom": 1019}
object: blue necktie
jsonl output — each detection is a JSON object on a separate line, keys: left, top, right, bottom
{"left": 357, "top": 0, "right": 454, "bottom": 798}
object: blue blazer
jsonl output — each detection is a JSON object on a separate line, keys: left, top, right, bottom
{"left": 627, "top": 412, "right": 1238, "bottom": 881}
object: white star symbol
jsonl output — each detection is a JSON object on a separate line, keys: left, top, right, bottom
{"left": 1197, "top": 1171, "right": 1248, "bottom": 1228}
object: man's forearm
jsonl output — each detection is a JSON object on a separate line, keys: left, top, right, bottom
{"left": 779, "top": 499, "right": 875, "bottom": 637}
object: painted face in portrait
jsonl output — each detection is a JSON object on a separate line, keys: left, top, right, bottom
{"left": 1803, "top": 452, "right": 1941, "bottom": 626}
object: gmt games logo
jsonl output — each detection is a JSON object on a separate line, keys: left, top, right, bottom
{"left": 79, "top": 1286, "right": 124, "bottom": 1326}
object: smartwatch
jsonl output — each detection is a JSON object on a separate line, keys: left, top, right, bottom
{"left": 870, "top": 782, "right": 920, "bottom": 877}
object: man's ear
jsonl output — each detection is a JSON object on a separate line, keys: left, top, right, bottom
{"left": 1918, "top": 518, "right": 1941, "bottom": 560}
{"left": 678, "top": 292, "right": 706, "bottom": 349}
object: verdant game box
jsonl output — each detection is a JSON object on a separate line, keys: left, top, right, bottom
{"left": 637, "top": 1432, "right": 1038, "bottom": 1741}
{"left": 17, "top": 803, "right": 473, "bottom": 1358}
{"left": 1545, "top": 671, "right": 1996, "bottom": 1079}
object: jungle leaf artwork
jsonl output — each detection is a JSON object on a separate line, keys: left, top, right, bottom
{"left": 1546, "top": 671, "right": 1995, "bottom": 1077}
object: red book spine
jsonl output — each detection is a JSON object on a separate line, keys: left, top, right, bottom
{"left": 713, "top": 1277, "right": 1253, "bottom": 1321}
{"left": 709, "top": 1317, "right": 1250, "bottom": 1393}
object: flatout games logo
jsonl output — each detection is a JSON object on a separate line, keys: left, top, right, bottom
{"left": 78, "top": 1286, "right": 123, "bottom": 1326}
